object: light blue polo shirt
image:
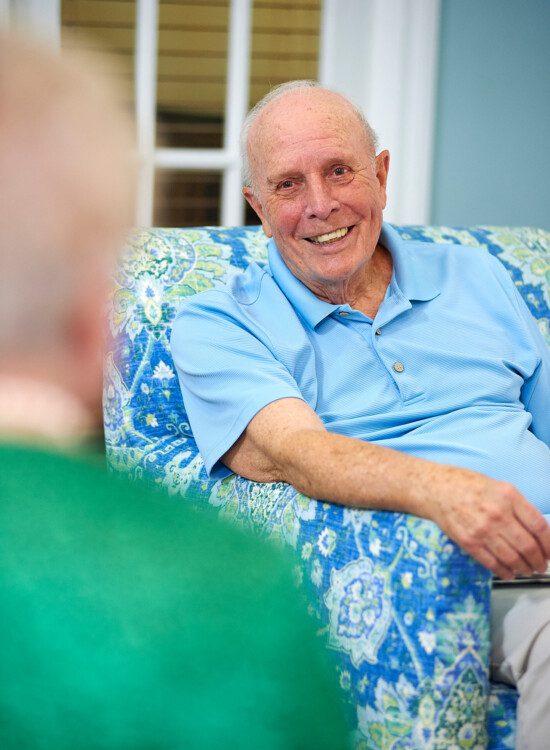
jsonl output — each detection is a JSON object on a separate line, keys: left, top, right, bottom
{"left": 171, "top": 224, "right": 550, "bottom": 512}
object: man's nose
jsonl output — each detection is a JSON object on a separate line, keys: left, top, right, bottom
{"left": 304, "top": 177, "right": 340, "bottom": 220}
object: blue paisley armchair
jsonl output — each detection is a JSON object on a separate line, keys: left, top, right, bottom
{"left": 105, "top": 224, "right": 550, "bottom": 749}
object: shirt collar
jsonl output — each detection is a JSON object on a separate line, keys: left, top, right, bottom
{"left": 380, "top": 223, "right": 441, "bottom": 303}
{"left": 267, "top": 238, "right": 341, "bottom": 327}
{"left": 268, "top": 222, "right": 441, "bottom": 329}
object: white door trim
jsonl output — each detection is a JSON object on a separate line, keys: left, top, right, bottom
{"left": 135, "top": 0, "right": 159, "bottom": 227}
{"left": 221, "top": 0, "right": 252, "bottom": 226}
{"left": 134, "top": 0, "right": 252, "bottom": 227}
{"left": 6, "top": 0, "right": 60, "bottom": 45}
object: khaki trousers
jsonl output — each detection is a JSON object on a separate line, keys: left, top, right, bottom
{"left": 491, "top": 586, "right": 550, "bottom": 750}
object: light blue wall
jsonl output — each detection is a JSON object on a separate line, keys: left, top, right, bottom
{"left": 431, "top": 0, "right": 550, "bottom": 229}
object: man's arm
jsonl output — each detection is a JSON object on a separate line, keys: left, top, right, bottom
{"left": 223, "top": 397, "right": 550, "bottom": 580}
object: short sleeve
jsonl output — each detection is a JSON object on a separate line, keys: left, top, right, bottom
{"left": 170, "top": 292, "right": 305, "bottom": 477}
{"left": 487, "top": 253, "right": 550, "bottom": 447}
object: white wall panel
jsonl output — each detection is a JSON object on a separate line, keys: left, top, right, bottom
{"left": 320, "top": 0, "right": 440, "bottom": 225}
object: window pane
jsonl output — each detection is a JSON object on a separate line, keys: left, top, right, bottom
{"left": 244, "top": 0, "right": 321, "bottom": 225}
{"left": 156, "top": 1, "right": 229, "bottom": 149}
{"left": 61, "top": 0, "right": 135, "bottom": 111}
{"left": 154, "top": 170, "right": 222, "bottom": 227}
{"left": 250, "top": 0, "right": 321, "bottom": 108}
{"left": 63, "top": 0, "right": 322, "bottom": 228}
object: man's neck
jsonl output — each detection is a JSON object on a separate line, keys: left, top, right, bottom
{"left": 0, "top": 373, "right": 96, "bottom": 449}
{"left": 313, "top": 243, "right": 393, "bottom": 319}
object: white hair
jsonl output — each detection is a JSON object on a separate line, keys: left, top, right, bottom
{"left": 240, "top": 80, "right": 379, "bottom": 192}
{"left": 0, "top": 33, "right": 134, "bottom": 356}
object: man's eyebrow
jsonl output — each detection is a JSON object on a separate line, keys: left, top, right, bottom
{"left": 265, "top": 153, "right": 360, "bottom": 186}
{"left": 266, "top": 170, "right": 302, "bottom": 186}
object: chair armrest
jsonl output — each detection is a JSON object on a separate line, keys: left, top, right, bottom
{"left": 208, "top": 475, "right": 493, "bottom": 747}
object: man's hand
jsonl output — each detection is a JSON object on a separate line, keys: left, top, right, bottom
{"left": 426, "top": 468, "right": 550, "bottom": 580}
{"left": 222, "top": 397, "right": 550, "bottom": 579}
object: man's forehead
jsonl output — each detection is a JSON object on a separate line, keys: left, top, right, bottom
{"left": 249, "top": 90, "right": 368, "bottom": 173}
{"left": 254, "top": 89, "right": 358, "bottom": 136}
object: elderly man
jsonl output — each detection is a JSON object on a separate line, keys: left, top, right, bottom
{"left": 0, "top": 47, "right": 347, "bottom": 748}
{"left": 171, "top": 80, "right": 550, "bottom": 748}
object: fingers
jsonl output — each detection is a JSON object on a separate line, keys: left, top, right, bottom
{"left": 465, "top": 533, "right": 543, "bottom": 580}
{"left": 464, "top": 535, "right": 531, "bottom": 580}
{"left": 471, "top": 546, "right": 515, "bottom": 581}
{"left": 467, "top": 547, "right": 515, "bottom": 581}
{"left": 514, "top": 501, "right": 550, "bottom": 563}
{"left": 486, "top": 534, "right": 542, "bottom": 579}
{"left": 470, "top": 513, "right": 549, "bottom": 579}
{"left": 433, "top": 473, "right": 550, "bottom": 580}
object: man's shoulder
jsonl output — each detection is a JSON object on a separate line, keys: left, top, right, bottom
{"left": 394, "top": 229, "right": 505, "bottom": 283}
{"left": 171, "top": 259, "right": 300, "bottom": 339}
{"left": 175, "top": 260, "right": 278, "bottom": 317}
{"left": 0, "top": 441, "right": 293, "bottom": 576}
{"left": 395, "top": 231, "right": 488, "bottom": 262}
{"left": 0, "top": 442, "right": 112, "bottom": 497}
{"left": 402, "top": 228, "right": 500, "bottom": 262}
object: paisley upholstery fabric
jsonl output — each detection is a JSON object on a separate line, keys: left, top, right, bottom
{"left": 105, "top": 224, "right": 549, "bottom": 749}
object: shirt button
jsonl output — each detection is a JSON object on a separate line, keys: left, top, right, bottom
{"left": 375, "top": 328, "right": 382, "bottom": 336}
{"left": 393, "top": 361, "right": 405, "bottom": 373}
{"left": 339, "top": 311, "right": 349, "bottom": 317}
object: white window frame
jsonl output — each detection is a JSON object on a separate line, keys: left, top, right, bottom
{"left": 135, "top": 0, "right": 252, "bottom": 228}
{"left": 5, "top": 0, "right": 252, "bottom": 228}
{"left": 6, "top": 0, "right": 441, "bottom": 228}
{"left": 2, "top": 0, "right": 60, "bottom": 43}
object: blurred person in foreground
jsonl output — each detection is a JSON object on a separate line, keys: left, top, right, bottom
{"left": 0, "top": 35, "right": 348, "bottom": 749}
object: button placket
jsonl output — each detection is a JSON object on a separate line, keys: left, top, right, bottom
{"left": 373, "top": 327, "right": 408, "bottom": 396}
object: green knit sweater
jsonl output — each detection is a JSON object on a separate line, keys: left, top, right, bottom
{"left": 0, "top": 443, "right": 348, "bottom": 749}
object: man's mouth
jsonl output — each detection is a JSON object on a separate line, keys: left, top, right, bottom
{"left": 305, "top": 226, "right": 351, "bottom": 244}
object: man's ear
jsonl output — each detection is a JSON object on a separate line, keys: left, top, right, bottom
{"left": 242, "top": 187, "right": 272, "bottom": 237}
{"left": 375, "top": 150, "right": 390, "bottom": 209}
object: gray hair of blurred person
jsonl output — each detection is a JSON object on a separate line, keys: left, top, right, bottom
{"left": 0, "top": 33, "right": 135, "bottom": 359}
{"left": 240, "top": 79, "right": 379, "bottom": 194}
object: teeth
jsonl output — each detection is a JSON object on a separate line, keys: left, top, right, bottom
{"left": 309, "top": 227, "right": 348, "bottom": 244}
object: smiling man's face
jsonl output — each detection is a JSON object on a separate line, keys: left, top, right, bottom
{"left": 243, "top": 89, "right": 389, "bottom": 301}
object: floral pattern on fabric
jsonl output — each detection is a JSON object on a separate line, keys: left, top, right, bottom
{"left": 103, "top": 224, "right": 549, "bottom": 749}
{"left": 324, "top": 555, "right": 392, "bottom": 667}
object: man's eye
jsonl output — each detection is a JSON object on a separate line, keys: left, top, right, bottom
{"left": 333, "top": 166, "right": 349, "bottom": 177}
{"left": 278, "top": 179, "right": 295, "bottom": 190}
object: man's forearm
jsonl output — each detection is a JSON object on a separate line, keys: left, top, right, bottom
{"left": 272, "top": 427, "right": 449, "bottom": 517}
{"left": 265, "top": 427, "right": 550, "bottom": 580}
{"left": 224, "top": 397, "right": 550, "bottom": 579}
